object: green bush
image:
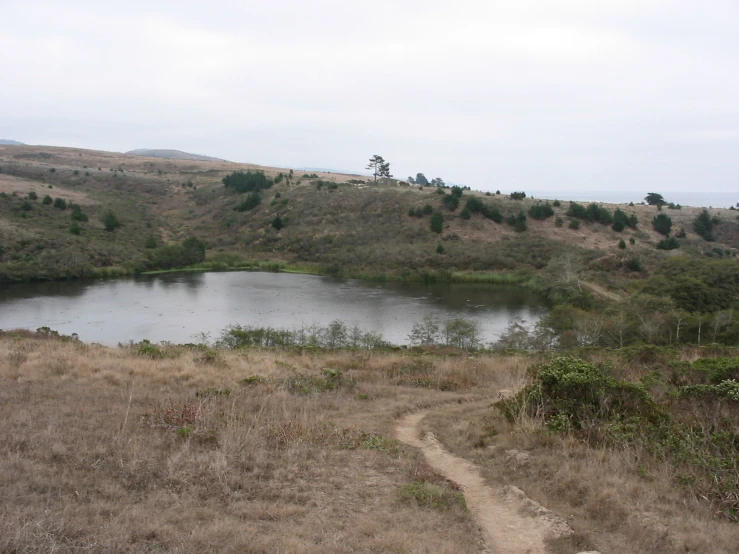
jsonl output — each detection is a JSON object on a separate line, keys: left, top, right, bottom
{"left": 71, "top": 209, "right": 88, "bottom": 222}
{"left": 460, "top": 207, "right": 471, "bottom": 220}
{"left": 222, "top": 170, "right": 273, "bottom": 193}
{"left": 28, "top": 191, "right": 38, "bottom": 200}
{"left": 656, "top": 237, "right": 680, "bottom": 250}
{"left": 442, "top": 194, "right": 459, "bottom": 211}
{"left": 53, "top": 197, "right": 67, "bottom": 210}
{"left": 618, "top": 239, "right": 626, "bottom": 249}
{"left": 509, "top": 191, "right": 526, "bottom": 200}
{"left": 552, "top": 199, "right": 561, "bottom": 207}
{"left": 693, "top": 209, "right": 719, "bottom": 241}
{"left": 528, "top": 202, "right": 554, "bottom": 220}
{"left": 652, "top": 213, "right": 672, "bottom": 236}
{"left": 567, "top": 202, "right": 613, "bottom": 225}
{"left": 430, "top": 210, "right": 443, "bottom": 233}
{"left": 554, "top": 216, "right": 564, "bottom": 227}
{"left": 568, "top": 219, "right": 581, "bottom": 230}
{"left": 235, "top": 191, "right": 261, "bottom": 212}
{"left": 506, "top": 211, "right": 527, "bottom": 232}
{"left": 101, "top": 210, "right": 121, "bottom": 232}
{"left": 69, "top": 222, "right": 81, "bottom": 235}
{"left": 42, "top": 195, "right": 52, "bottom": 205}
{"left": 271, "top": 215, "right": 284, "bottom": 230}
{"left": 149, "top": 236, "right": 206, "bottom": 270}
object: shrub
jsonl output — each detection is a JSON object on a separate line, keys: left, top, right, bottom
{"left": 568, "top": 219, "right": 581, "bottom": 230}
{"left": 675, "top": 227, "right": 687, "bottom": 238}
{"left": 554, "top": 216, "right": 563, "bottom": 227}
{"left": 693, "top": 209, "right": 719, "bottom": 241}
{"left": 27, "top": 191, "right": 38, "bottom": 200}
{"left": 71, "top": 209, "right": 88, "bottom": 222}
{"left": 101, "top": 210, "right": 121, "bottom": 232}
{"left": 450, "top": 185, "right": 463, "bottom": 198}
{"left": 222, "top": 170, "right": 273, "bottom": 193}
{"left": 567, "top": 202, "right": 613, "bottom": 225}
{"left": 436, "top": 242, "right": 444, "bottom": 254}
{"left": 423, "top": 204, "right": 433, "bottom": 214}
{"left": 145, "top": 235, "right": 158, "bottom": 249}
{"left": 460, "top": 207, "right": 471, "bottom": 220}
{"left": 42, "top": 195, "right": 52, "bottom": 205}
{"left": 528, "top": 202, "right": 554, "bottom": 220}
{"left": 552, "top": 199, "right": 561, "bottom": 207}
{"left": 498, "top": 357, "right": 661, "bottom": 433}
{"left": 624, "top": 258, "right": 643, "bottom": 272}
{"left": 69, "top": 222, "right": 81, "bottom": 235}
{"left": 430, "top": 210, "right": 443, "bottom": 233}
{"left": 656, "top": 237, "right": 680, "bottom": 250}
{"left": 506, "top": 211, "right": 527, "bottom": 232}
{"left": 149, "top": 237, "right": 206, "bottom": 269}
{"left": 235, "top": 191, "right": 261, "bottom": 212}
{"left": 652, "top": 213, "right": 672, "bottom": 236}
{"left": 509, "top": 191, "right": 526, "bottom": 200}
{"left": 442, "top": 194, "right": 459, "bottom": 211}
{"left": 271, "top": 215, "right": 284, "bottom": 230}
{"left": 53, "top": 197, "right": 67, "bottom": 210}
{"left": 618, "top": 239, "right": 626, "bottom": 249}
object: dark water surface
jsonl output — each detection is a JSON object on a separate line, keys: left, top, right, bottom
{"left": 0, "top": 271, "right": 548, "bottom": 345}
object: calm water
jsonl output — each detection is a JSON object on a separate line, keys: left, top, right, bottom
{"left": 0, "top": 271, "right": 547, "bottom": 346}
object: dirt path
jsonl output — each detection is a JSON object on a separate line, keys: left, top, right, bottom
{"left": 396, "top": 409, "right": 572, "bottom": 554}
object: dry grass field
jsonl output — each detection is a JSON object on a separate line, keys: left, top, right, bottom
{"left": 2, "top": 333, "right": 738, "bottom": 553}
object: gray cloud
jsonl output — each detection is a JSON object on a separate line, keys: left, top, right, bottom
{"left": 2, "top": 1, "right": 738, "bottom": 204}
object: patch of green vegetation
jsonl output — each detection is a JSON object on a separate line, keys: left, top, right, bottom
{"left": 399, "top": 482, "right": 467, "bottom": 511}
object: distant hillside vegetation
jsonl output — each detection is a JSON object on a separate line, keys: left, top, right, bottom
{"left": 0, "top": 139, "right": 25, "bottom": 145}
{"left": 125, "top": 149, "right": 226, "bottom": 162}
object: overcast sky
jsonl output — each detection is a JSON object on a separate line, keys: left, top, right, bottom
{"left": 1, "top": 1, "right": 738, "bottom": 203}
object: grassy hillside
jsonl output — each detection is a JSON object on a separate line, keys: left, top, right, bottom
{"left": 1, "top": 144, "right": 736, "bottom": 284}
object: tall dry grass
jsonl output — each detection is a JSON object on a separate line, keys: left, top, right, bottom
{"left": 1, "top": 337, "right": 496, "bottom": 553}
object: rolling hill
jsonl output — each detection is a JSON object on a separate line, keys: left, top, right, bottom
{"left": 0, "top": 144, "right": 737, "bottom": 287}
{"left": 0, "top": 139, "right": 25, "bottom": 145}
{"left": 125, "top": 148, "right": 227, "bottom": 162}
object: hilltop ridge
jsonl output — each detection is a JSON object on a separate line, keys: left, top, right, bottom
{"left": 125, "top": 148, "right": 227, "bottom": 162}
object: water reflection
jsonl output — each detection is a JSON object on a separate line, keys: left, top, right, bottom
{"left": 0, "top": 271, "right": 548, "bottom": 346}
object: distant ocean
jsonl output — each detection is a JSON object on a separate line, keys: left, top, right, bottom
{"left": 522, "top": 190, "right": 737, "bottom": 209}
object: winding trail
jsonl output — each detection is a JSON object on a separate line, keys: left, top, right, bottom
{"left": 396, "top": 409, "right": 572, "bottom": 554}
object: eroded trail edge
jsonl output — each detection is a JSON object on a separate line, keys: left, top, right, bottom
{"left": 396, "top": 409, "right": 572, "bottom": 554}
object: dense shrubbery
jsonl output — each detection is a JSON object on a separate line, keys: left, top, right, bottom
{"left": 509, "top": 191, "right": 526, "bottom": 200}
{"left": 611, "top": 208, "right": 638, "bottom": 232}
{"left": 527, "top": 202, "right": 554, "bottom": 220}
{"left": 567, "top": 202, "right": 613, "bottom": 225}
{"left": 222, "top": 170, "right": 273, "bottom": 193}
{"left": 498, "top": 355, "right": 739, "bottom": 520}
{"left": 442, "top": 194, "right": 459, "bottom": 211}
{"left": 506, "top": 211, "right": 527, "bottom": 232}
{"left": 693, "top": 209, "right": 719, "bottom": 241}
{"left": 148, "top": 237, "right": 206, "bottom": 270}
{"left": 652, "top": 213, "right": 672, "bottom": 236}
{"left": 464, "top": 197, "right": 503, "bottom": 222}
{"left": 235, "top": 191, "right": 261, "bottom": 212}
{"left": 656, "top": 236, "right": 680, "bottom": 250}
{"left": 430, "top": 210, "right": 443, "bottom": 233}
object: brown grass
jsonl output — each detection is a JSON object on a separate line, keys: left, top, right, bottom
{"left": 3, "top": 336, "right": 738, "bottom": 552}
{"left": 0, "top": 337, "right": 494, "bottom": 553}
